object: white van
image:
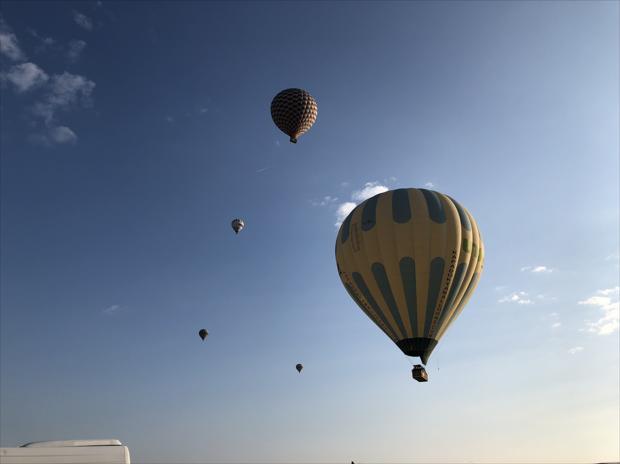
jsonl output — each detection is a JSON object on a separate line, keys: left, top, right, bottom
{"left": 0, "top": 439, "right": 130, "bottom": 464}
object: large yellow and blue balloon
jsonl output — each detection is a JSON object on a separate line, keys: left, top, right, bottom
{"left": 335, "top": 188, "right": 484, "bottom": 365}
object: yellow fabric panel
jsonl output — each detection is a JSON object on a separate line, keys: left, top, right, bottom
{"left": 339, "top": 203, "right": 402, "bottom": 341}
{"left": 436, "top": 225, "right": 484, "bottom": 341}
{"left": 375, "top": 191, "right": 413, "bottom": 338}
{"left": 426, "top": 193, "right": 462, "bottom": 338}
{"left": 433, "top": 207, "right": 478, "bottom": 338}
{"left": 409, "top": 189, "right": 432, "bottom": 337}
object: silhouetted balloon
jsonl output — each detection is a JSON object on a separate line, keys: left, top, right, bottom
{"left": 271, "top": 88, "right": 317, "bottom": 143}
{"left": 296, "top": 363, "right": 303, "bottom": 373}
{"left": 335, "top": 188, "right": 484, "bottom": 365}
{"left": 198, "top": 329, "right": 208, "bottom": 341}
{"left": 231, "top": 219, "right": 244, "bottom": 234}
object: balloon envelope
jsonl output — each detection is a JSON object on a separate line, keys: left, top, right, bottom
{"left": 335, "top": 188, "right": 484, "bottom": 364}
{"left": 296, "top": 363, "right": 303, "bottom": 373}
{"left": 198, "top": 329, "right": 208, "bottom": 340}
{"left": 231, "top": 219, "right": 244, "bottom": 234}
{"left": 271, "top": 88, "right": 317, "bottom": 143}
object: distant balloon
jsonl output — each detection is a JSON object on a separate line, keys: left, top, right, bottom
{"left": 271, "top": 88, "right": 317, "bottom": 143}
{"left": 335, "top": 188, "right": 484, "bottom": 366}
{"left": 295, "top": 363, "right": 303, "bottom": 373}
{"left": 231, "top": 218, "right": 244, "bottom": 234}
{"left": 198, "top": 329, "right": 208, "bottom": 341}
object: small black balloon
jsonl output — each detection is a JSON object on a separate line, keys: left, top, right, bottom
{"left": 199, "top": 329, "right": 208, "bottom": 341}
{"left": 296, "top": 363, "right": 303, "bottom": 373}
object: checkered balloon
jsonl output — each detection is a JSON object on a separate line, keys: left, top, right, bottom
{"left": 270, "top": 88, "right": 318, "bottom": 143}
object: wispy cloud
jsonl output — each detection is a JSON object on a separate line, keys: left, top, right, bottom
{"left": 545, "top": 311, "right": 562, "bottom": 329}
{"left": 1, "top": 62, "right": 48, "bottom": 92}
{"left": 49, "top": 126, "right": 77, "bottom": 144}
{"left": 521, "top": 265, "right": 554, "bottom": 273}
{"left": 73, "top": 11, "right": 93, "bottom": 31}
{"left": 536, "top": 293, "right": 558, "bottom": 302}
{"left": 28, "top": 28, "right": 55, "bottom": 51}
{"left": 256, "top": 167, "right": 269, "bottom": 173}
{"left": 165, "top": 115, "right": 174, "bottom": 123}
{"left": 606, "top": 251, "right": 620, "bottom": 264}
{"left": 0, "top": 17, "right": 26, "bottom": 61}
{"left": 424, "top": 182, "right": 435, "bottom": 188}
{"left": 31, "top": 72, "right": 95, "bottom": 124}
{"left": 102, "top": 304, "right": 121, "bottom": 315}
{"left": 311, "top": 196, "right": 338, "bottom": 207}
{"left": 67, "top": 39, "right": 87, "bottom": 62}
{"left": 579, "top": 286, "right": 619, "bottom": 335}
{"left": 498, "top": 291, "right": 533, "bottom": 305}
{"left": 568, "top": 346, "right": 584, "bottom": 355}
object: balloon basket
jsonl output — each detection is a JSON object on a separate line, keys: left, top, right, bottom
{"left": 412, "top": 364, "right": 428, "bottom": 382}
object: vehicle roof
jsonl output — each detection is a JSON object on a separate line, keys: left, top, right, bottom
{"left": 21, "top": 440, "right": 122, "bottom": 448}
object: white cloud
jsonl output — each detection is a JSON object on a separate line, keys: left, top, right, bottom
{"left": 73, "top": 11, "right": 93, "bottom": 30}
{"left": 0, "top": 19, "right": 26, "bottom": 60}
{"left": 521, "top": 265, "right": 553, "bottom": 273}
{"left": 102, "top": 304, "right": 120, "bottom": 315}
{"left": 199, "top": 107, "right": 208, "bottom": 114}
{"left": 1, "top": 62, "right": 48, "bottom": 92}
{"left": 165, "top": 116, "right": 174, "bottom": 123}
{"left": 498, "top": 291, "right": 533, "bottom": 305}
{"left": 335, "top": 202, "right": 356, "bottom": 227}
{"left": 67, "top": 39, "right": 87, "bottom": 62}
{"left": 424, "top": 182, "right": 434, "bottom": 188}
{"left": 568, "top": 346, "right": 583, "bottom": 355}
{"left": 49, "top": 126, "right": 77, "bottom": 144}
{"left": 332, "top": 181, "right": 389, "bottom": 228}
{"left": 351, "top": 182, "right": 389, "bottom": 202}
{"left": 551, "top": 322, "right": 561, "bottom": 329}
{"left": 579, "top": 286, "right": 619, "bottom": 335}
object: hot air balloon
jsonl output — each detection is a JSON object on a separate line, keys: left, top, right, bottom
{"left": 271, "top": 88, "right": 317, "bottom": 143}
{"left": 296, "top": 363, "right": 303, "bottom": 373}
{"left": 231, "top": 218, "right": 244, "bottom": 234}
{"left": 198, "top": 329, "right": 208, "bottom": 341}
{"left": 335, "top": 188, "right": 484, "bottom": 380}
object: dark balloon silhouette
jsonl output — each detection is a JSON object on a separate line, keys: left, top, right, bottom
{"left": 271, "top": 88, "right": 317, "bottom": 143}
{"left": 295, "top": 363, "right": 303, "bottom": 373}
{"left": 231, "top": 218, "right": 244, "bottom": 234}
{"left": 198, "top": 329, "right": 208, "bottom": 341}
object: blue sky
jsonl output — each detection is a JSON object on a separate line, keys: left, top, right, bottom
{"left": 1, "top": 1, "right": 618, "bottom": 463}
